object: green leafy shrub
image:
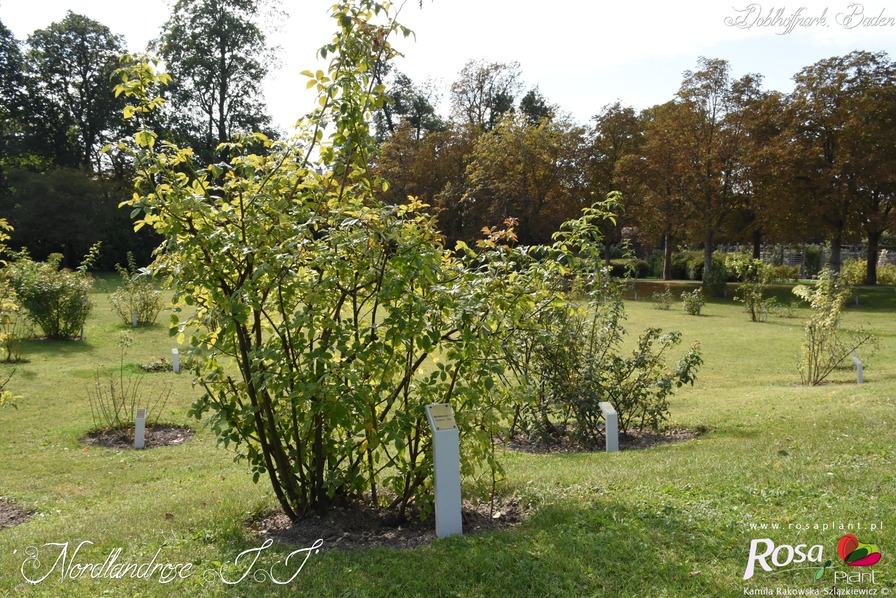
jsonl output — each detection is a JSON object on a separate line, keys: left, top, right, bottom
{"left": 702, "top": 255, "right": 729, "bottom": 297}
{"left": 609, "top": 258, "right": 650, "bottom": 278}
{"left": 110, "top": 252, "right": 164, "bottom": 326}
{"left": 729, "top": 255, "right": 775, "bottom": 322}
{"left": 841, "top": 259, "right": 866, "bottom": 285}
{"left": 140, "top": 357, "right": 172, "bottom": 373}
{"left": 680, "top": 288, "right": 704, "bottom": 315}
{"left": 114, "top": 12, "right": 547, "bottom": 519}
{"left": 793, "top": 270, "right": 878, "bottom": 385}
{"left": 506, "top": 279, "right": 702, "bottom": 440}
{"left": 4, "top": 247, "right": 98, "bottom": 339}
{"left": 841, "top": 259, "right": 896, "bottom": 286}
{"left": 652, "top": 285, "right": 674, "bottom": 310}
{"left": 804, "top": 246, "right": 823, "bottom": 278}
{"left": 880, "top": 263, "right": 896, "bottom": 286}
{"left": 671, "top": 251, "right": 703, "bottom": 280}
{"left": 0, "top": 219, "right": 22, "bottom": 405}
{"left": 770, "top": 264, "right": 800, "bottom": 282}
{"left": 0, "top": 280, "right": 30, "bottom": 363}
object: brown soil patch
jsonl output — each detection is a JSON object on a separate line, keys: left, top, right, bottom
{"left": 249, "top": 496, "right": 528, "bottom": 551}
{"left": 502, "top": 426, "right": 702, "bottom": 454}
{"left": 81, "top": 424, "right": 194, "bottom": 449}
{"left": 0, "top": 498, "right": 35, "bottom": 529}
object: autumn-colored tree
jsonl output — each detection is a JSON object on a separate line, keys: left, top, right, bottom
{"left": 675, "top": 58, "right": 761, "bottom": 284}
{"left": 788, "top": 51, "right": 896, "bottom": 280}
{"left": 729, "top": 89, "right": 814, "bottom": 256}
{"left": 585, "top": 102, "right": 644, "bottom": 261}
{"left": 615, "top": 102, "right": 694, "bottom": 280}
{"left": 462, "top": 113, "right": 586, "bottom": 245}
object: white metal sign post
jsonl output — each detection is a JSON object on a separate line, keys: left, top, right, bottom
{"left": 599, "top": 401, "right": 619, "bottom": 453}
{"left": 172, "top": 348, "right": 180, "bottom": 374}
{"left": 425, "top": 403, "right": 463, "bottom": 538}
{"left": 852, "top": 351, "right": 864, "bottom": 384}
{"left": 134, "top": 408, "right": 147, "bottom": 449}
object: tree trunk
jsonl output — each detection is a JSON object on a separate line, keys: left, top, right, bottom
{"left": 663, "top": 234, "right": 674, "bottom": 281}
{"left": 865, "top": 231, "right": 880, "bottom": 286}
{"left": 828, "top": 227, "right": 843, "bottom": 274}
{"left": 702, "top": 228, "right": 714, "bottom": 284}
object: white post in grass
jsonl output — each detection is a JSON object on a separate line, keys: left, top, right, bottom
{"left": 134, "top": 408, "right": 146, "bottom": 449}
{"left": 132, "top": 311, "right": 138, "bottom": 327}
{"left": 171, "top": 348, "right": 180, "bottom": 374}
{"left": 852, "top": 351, "right": 864, "bottom": 384}
{"left": 425, "top": 403, "right": 463, "bottom": 538}
{"left": 599, "top": 402, "right": 619, "bottom": 453}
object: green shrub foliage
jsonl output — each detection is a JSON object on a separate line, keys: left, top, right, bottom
{"left": 728, "top": 255, "right": 775, "bottom": 322}
{"left": 113, "top": 3, "right": 533, "bottom": 519}
{"left": 652, "top": 285, "right": 674, "bottom": 310}
{"left": 793, "top": 270, "right": 878, "bottom": 385}
{"left": 503, "top": 232, "right": 702, "bottom": 442}
{"left": 680, "top": 288, "right": 704, "bottom": 316}
{"left": 4, "top": 247, "right": 98, "bottom": 339}
{"left": 112, "top": 1, "right": 703, "bottom": 519}
{"left": 110, "top": 252, "right": 164, "bottom": 326}
{"left": 842, "top": 259, "right": 896, "bottom": 286}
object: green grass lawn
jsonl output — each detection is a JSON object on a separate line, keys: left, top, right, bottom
{"left": 1, "top": 282, "right": 894, "bottom": 596}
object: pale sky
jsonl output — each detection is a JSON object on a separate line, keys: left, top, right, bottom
{"left": 2, "top": 0, "right": 895, "bottom": 130}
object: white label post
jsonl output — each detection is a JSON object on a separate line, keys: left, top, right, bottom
{"left": 852, "top": 351, "right": 864, "bottom": 384}
{"left": 132, "top": 311, "right": 138, "bottom": 327}
{"left": 425, "top": 403, "right": 462, "bottom": 538}
{"left": 599, "top": 401, "right": 619, "bottom": 453}
{"left": 172, "top": 348, "right": 180, "bottom": 374}
{"left": 134, "top": 408, "right": 146, "bottom": 449}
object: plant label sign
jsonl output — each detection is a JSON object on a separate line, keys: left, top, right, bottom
{"left": 425, "top": 403, "right": 462, "bottom": 538}
{"left": 427, "top": 403, "right": 457, "bottom": 431}
{"left": 135, "top": 408, "right": 147, "bottom": 449}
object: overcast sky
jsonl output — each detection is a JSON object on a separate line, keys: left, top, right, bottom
{"left": 2, "top": 0, "right": 895, "bottom": 130}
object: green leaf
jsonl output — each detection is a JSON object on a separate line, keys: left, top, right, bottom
{"left": 134, "top": 130, "right": 156, "bottom": 148}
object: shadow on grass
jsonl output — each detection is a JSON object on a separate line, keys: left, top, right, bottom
{"left": 243, "top": 500, "right": 756, "bottom": 597}
{"left": 22, "top": 338, "right": 95, "bottom": 356}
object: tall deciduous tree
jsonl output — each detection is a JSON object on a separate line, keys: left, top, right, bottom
{"left": 790, "top": 51, "right": 896, "bottom": 281}
{"left": 374, "top": 69, "right": 444, "bottom": 141}
{"left": 24, "top": 11, "right": 126, "bottom": 172}
{"left": 154, "top": 0, "right": 276, "bottom": 161}
{"left": 450, "top": 59, "right": 522, "bottom": 132}
{"left": 616, "top": 102, "right": 694, "bottom": 280}
{"left": 675, "top": 58, "right": 760, "bottom": 285}
{"left": 0, "top": 20, "right": 26, "bottom": 182}
{"left": 586, "top": 102, "right": 643, "bottom": 261}
{"left": 463, "top": 113, "right": 586, "bottom": 245}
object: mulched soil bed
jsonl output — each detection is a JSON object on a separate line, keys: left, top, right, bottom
{"left": 0, "top": 498, "right": 35, "bottom": 529}
{"left": 502, "top": 426, "right": 701, "bottom": 454}
{"left": 249, "top": 496, "right": 528, "bottom": 551}
{"left": 81, "top": 425, "right": 194, "bottom": 449}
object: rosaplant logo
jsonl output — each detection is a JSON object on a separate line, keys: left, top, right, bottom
{"left": 743, "top": 533, "right": 882, "bottom": 582}
{"left": 837, "top": 533, "right": 882, "bottom": 568}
